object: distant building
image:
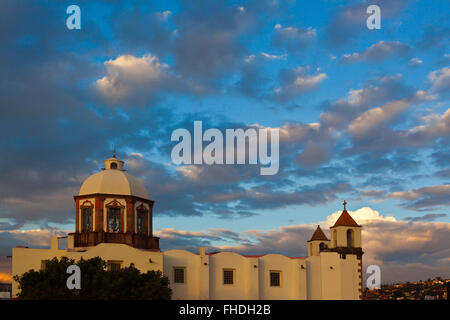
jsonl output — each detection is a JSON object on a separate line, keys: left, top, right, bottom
{"left": 0, "top": 283, "right": 12, "bottom": 300}
{"left": 12, "top": 155, "right": 363, "bottom": 300}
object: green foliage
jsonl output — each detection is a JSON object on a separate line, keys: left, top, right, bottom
{"left": 13, "top": 256, "right": 171, "bottom": 300}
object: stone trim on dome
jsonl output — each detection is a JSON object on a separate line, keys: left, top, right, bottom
{"left": 75, "top": 193, "right": 154, "bottom": 206}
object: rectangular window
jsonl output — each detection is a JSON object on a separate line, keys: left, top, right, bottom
{"left": 83, "top": 207, "right": 93, "bottom": 232}
{"left": 173, "top": 267, "right": 185, "bottom": 284}
{"left": 270, "top": 271, "right": 281, "bottom": 287}
{"left": 223, "top": 269, "right": 235, "bottom": 285}
{"left": 107, "top": 260, "right": 122, "bottom": 271}
{"left": 108, "top": 208, "right": 121, "bottom": 232}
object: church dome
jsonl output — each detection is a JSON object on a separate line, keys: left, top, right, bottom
{"left": 78, "top": 155, "right": 149, "bottom": 200}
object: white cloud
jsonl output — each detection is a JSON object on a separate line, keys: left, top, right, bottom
{"left": 387, "top": 184, "right": 450, "bottom": 209}
{"left": 271, "top": 25, "right": 316, "bottom": 52}
{"left": 251, "top": 122, "right": 321, "bottom": 143}
{"left": 260, "top": 52, "right": 287, "bottom": 60}
{"left": 293, "top": 72, "right": 327, "bottom": 88}
{"left": 406, "top": 108, "right": 450, "bottom": 139}
{"left": 244, "top": 54, "right": 256, "bottom": 63}
{"left": 428, "top": 67, "right": 450, "bottom": 94}
{"left": 157, "top": 10, "right": 172, "bottom": 20}
{"left": 273, "top": 66, "right": 327, "bottom": 101}
{"left": 341, "top": 41, "right": 410, "bottom": 63}
{"left": 348, "top": 100, "right": 409, "bottom": 136}
{"left": 408, "top": 57, "right": 423, "bottom": 67}
{"left": 176, "top": 166, "right": 204, "bottom": 181}
{"left": 324, "top": 207, "right": 397, "bottom": 228}
{"left": 245, "top": 52, "right": 287, "bottom": 64}
{"left": 6, "top": 229, "right": 66, "bottom": 247}
{"left": 410, "top": 90, "right": 436, "bottom": 103}
{"left": 96, "top": 54, "right": 169, "bottom": 104}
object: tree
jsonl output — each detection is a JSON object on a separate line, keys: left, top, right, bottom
{"left": 13, "top": 256, "right": 171, "bottom": 300}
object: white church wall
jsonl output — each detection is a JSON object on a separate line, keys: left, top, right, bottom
{"left": 258, "top": 254, "right": 307, "bottom": 300}
{"left": 320, "top": 252, "right": 342, "bottom": 300}
{"left": 198, "top": 251, "right": 210, "bottom": 300}
{"left": 209, "top": 252, "right": 258, "bottom": 300}
{"left": 306, "top": 255, "right": 322, "bottom": 299}
{"left": 163, "top": 249, "right": 203, "bottom": 300}
{"left": 340, "top": 255, "right": 360, "bottom": 300}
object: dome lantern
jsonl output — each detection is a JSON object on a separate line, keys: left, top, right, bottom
{"left": 104, "top": 156, "right": 125, "bottom": 171}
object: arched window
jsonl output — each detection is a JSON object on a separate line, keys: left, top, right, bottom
{"left": 108, "top": 207, "right": 121, "bottom": 232}
{"left": 137, "top": 211, "right": 145, "bottom": 234}
{"left": 136, "top": 205, "right": 148, "bottom": 235}
{"left": 82, "top": 207, "right": 92, "bottom": 232}
{"left": 319, "top": 242, "right": 326, "bottom": 251}
{"left": 80, "top": 200, "right": 94, "bottom": 233}
{"left": 110, "top": 162, "right": 117, "bottom": 169}
{"left": 347, "top": 229, "right": 354, "bottom": 247}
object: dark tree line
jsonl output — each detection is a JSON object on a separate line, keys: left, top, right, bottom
{"left": 13, "top": 256, "right": 172, "bottom": 300}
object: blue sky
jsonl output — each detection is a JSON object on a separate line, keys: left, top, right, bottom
{"left": 0, "top": 0, "right": 449, "bottom": 283}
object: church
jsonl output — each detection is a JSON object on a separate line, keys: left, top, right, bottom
{"left": 11, "top": 155, "right": 364, "bottom": 299}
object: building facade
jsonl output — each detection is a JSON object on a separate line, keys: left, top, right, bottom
{"left": 11, "top": 156, "right": 363, "bottom": 300}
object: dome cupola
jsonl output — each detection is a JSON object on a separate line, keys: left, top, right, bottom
{"left": 72, "top": 153, "right": 159, "bottom": 250}
{"left": 104, "top": 154, "right": 124, "bottom": 170}
{"left": 78, "top": 154, "right": 149, "bottom": 200}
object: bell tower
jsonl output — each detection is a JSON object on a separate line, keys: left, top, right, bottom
{"left": 329, "top": 201, "right": 364, "bottom": 299}
{"left": 330, "top": 201, "right": 362, "bottom": 255}
{"left": 307, "top": 225, "right": 331, "bottom": 256}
